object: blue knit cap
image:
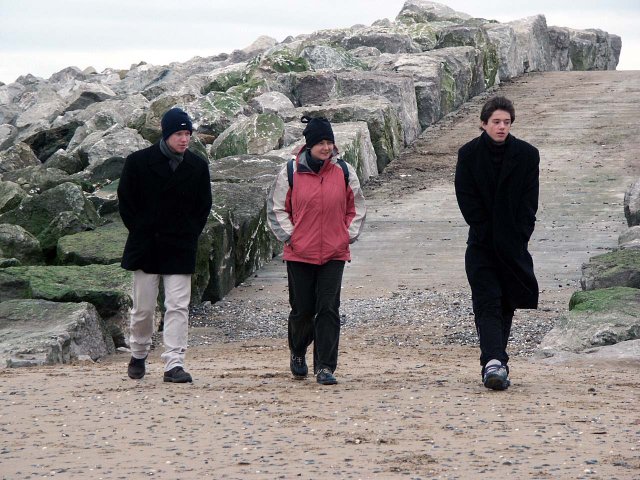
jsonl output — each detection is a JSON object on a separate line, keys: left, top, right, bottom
{"left": 161, "top": 108, "right": 193, "bottom": 140}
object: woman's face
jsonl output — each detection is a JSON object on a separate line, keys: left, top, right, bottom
{"left": 310, "top": 139, "right": 334, "bottom": 162}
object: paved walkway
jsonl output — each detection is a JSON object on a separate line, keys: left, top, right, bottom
{"left": 233, "top": 71, "right": 640, "bottom": 305}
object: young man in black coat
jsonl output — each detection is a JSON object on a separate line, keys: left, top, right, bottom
{"left": 455, "top": 96, "right": 540, "bottom": 390}
{"left": 118, "top": 108, "right": 212, "bottom": 383}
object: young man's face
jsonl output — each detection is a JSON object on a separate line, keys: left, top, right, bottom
{"left": 166, "top": 130, "right": 191, "bottom": 154}
{"left": 482, "top": 109, "right": 512, "bottom": 143}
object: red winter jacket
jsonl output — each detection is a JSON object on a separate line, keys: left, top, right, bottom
{"left": 267, "top": 146, "right": 366, "bottom": 265}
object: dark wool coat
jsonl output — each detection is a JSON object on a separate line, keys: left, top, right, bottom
{"left": 455, "top": 132, "right": 540, "bottom": 309}
{"left": 118, "top": 143, "right": 212, "bottom": 274}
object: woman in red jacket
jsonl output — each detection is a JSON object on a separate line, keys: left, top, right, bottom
{"left": 267, "top": 116, "right": 366, "bottom": 385}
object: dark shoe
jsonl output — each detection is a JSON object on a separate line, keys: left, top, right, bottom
{"left": 127, "top": 355, "right": 147, "bottom": 379}
{"left": 290, "top": 353, "right": 308, "bottom": 379}
{"left": 163, "top": 366, "right": 193, "bottom": 383}
{"left": 483, "top": 362, "right": 510, "bottom": 391}
{"left": 316, "top": 368, "right": 337, "bottom": 385}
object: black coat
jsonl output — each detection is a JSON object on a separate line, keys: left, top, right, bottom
{"left": 455, "top": 132, "right": 540, "bottom": 309}
{"left": 118, "top": 143, "right": 212, "bottom": 274}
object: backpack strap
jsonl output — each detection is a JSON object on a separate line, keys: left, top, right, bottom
{"left": 287, "top": 157, "right": 349, "bottom": 189}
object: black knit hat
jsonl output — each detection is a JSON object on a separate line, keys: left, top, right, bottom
{"left": 301, "top": 115, "right": 334, "bottom": 148}
{"left": 161, "top": 108, "right": 193, "bottom": 140}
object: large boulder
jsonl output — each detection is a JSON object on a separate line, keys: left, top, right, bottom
{"left": 580, "top": 249, "right": 640, "bottom": 290}
{"left": 188, "top": 91, "right": 249, "bottom": 138}
{"left": 624, "top": 178, "right": 640, "bottom": 227}
{"left": 1, "top": 165, "right": 73, "bottom": 193}
{"left": 289, "top": 70, "right": 421, "bottom": 146}
{"left": 568, "top": 28, "right": 621, "bottom": 71}
{"left": 72, "top": 124, "right": 150, "bottom": 185}
{"left": 299, "top": 45, "right": 368, "bottom": 71}
{"left": 0, "top": 182, "right": 100, "bottom": 255}
{"left": 210, "top": 113, "right": 285, "bottom": 159}
{"left": 374, "top": 46, "right": 485, "bottom": 128}
{"left": 56, "top": 221, "right": 127, "bottom": 266}
{"left": 2, "top": 263, "right": 132, "bottom": 321}
{"left": 485, "top": 23, "right": 521, "bottom": 80}
{"left": 21, "top": 121, "right": 81, "bottom": 162}
{"left": 0, "top": 180, "right": 28, "bottom": 213}
{"left": 507, "top": 15, "right": 552, "bottom": 74}
{"left": 297, "top": 95, "right": 403, "bottom": 173}
{"left": 396, "top": 1, "right": 471, "bottom": 24}
{"left": 0, "top": 223, "right": 44, "bottom": 265}
{"left": 0, "top": 299, "right": 115, "bottom": 368}
{"left": 0, "top": 142, "right": 40, "bottom": 173}
{"left": 537, "top": 287, "right": 640, "bottom": 356}
{"left": 0, "top": 123, "right": 18, "bottom": 150}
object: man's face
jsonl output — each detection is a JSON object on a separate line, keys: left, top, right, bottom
{"left": 482, "top": 109, "right": 512, "bottom": 143}
{"left": 310, "top": 139, "right": 334, "bottom": 162}
{"left": 166, "top": 130, "right": 191, "bottom": 154}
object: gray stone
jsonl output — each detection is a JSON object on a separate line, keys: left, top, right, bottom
{"left": 619, "top": 226, "right": 640, "bottom": 246}
{"left": 3, "top": 263, "right": 132, "bottom": 322}
{"left": 297, "top": 95, "right": 403, "bottom": 173}
{"left": 568, "top": 28, "right": 621, "bottom": 71}
{"left": 248, "top": 92, "right": 296, "bottom": 119}
{"left": 211, "top": 113, "right": 285, "bottom": 159}
{"left": 72, "top": 124, "right": 150, "bottom": 185}
{"left": 300, "top": 45, "right": 369, "bottom": 71}
{"left": 374, "top": 47, "right": 485, "bottom": 128}
{"left": 0, "top": 223, "right": 43, "bottom": 265}
{"left": 0, "top": 181, "right": 99, "bottom": 240}
{"left": 485, "top": 23, "right": 521, "bottom": 80}
{"left": 1, "top": 165, "right": 73, "bottom": 193}
{"left": 396, "top": 0, "right": 471, "bottom": 24}
{"left": 0, "top": 299, "right": 115, "bottom": 367}
{"left": 548, "top": 27, "right": 572, "bottom": 71}
{"left": 341, "top": 28, "right": 421, "bottom": 54}
{"left": 538, "top": 287, "right": 640, "bottom": 355}
{"left": 56, "top": 221, "right": 127, "bottom": 266}
{"left": 624, "top": 178, "right": 640, "bottom": 227}
{"left": 289, "top": 70, "right": 420, "bottom": 146}
{"left": 0, "top": 142, "right": 40, "bottom": 173}
{"left": 188, "top": 91, "right": 249, "bottom": 137}
{"left": 0, "top": 180, "right": 28, "bottom": 213}
{"left": 21, "top": 121, "right": 81, "bottom": 162}
{"left": 43, "top": 148, "right": 86, "bottom": 175}
{"left": 580, "top": 249, "right": 640, "bottom": 290}
{"left": 0, "top": 123, "right": 17, "bottom": 150}
{"left": 507, "top": 15, "right": 552, "bottom": 74}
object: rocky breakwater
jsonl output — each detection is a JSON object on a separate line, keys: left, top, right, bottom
{"left": 538, "top": 178, "right": 640, "bottom": 361}
{"left": 0, "top": 1, "right": 621, "bottom": 367}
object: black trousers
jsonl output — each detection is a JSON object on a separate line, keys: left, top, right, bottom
{"left": 286, "top": 260, "right": 345, "bottom": 374}
{"left": 465, "top": 246, "right": 515, "bottom": 371}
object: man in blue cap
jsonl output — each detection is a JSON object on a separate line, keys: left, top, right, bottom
{"left": 118, "top": 107, "right": 212, "bottom": 383}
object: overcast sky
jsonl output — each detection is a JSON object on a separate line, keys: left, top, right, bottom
{"left": 0, "top": 0, "right": 637, "bottom": 85}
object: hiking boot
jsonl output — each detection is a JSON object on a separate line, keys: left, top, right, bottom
{"left": 483, "top": 362, "right": 510, "bottom": 391}
{"left": 316, "top": 368, "right": 337, "bottom": 385}
{"left": 290, "top": 353, "right": 308, "bottom": 379}
{"left": 127, "top": 355, "right": 147, "bottom": 379}
{"left": 163, "top": 366, "right": 193, "bottom": 383}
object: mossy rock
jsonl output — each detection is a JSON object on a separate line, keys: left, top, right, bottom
{"left": 56, "top": 221, "right": 127, "bottom": 266}
{"left": 202, "top": 70, "right": 245, "bottom": 94}
{"left": 581, "top": 249, "right": 640, "bottom": 290}
{"left": 569, "top": 287, "right": 640, "bottom": 315}
{"left": 3, "top": 264, "right": 132, "bottom": 319}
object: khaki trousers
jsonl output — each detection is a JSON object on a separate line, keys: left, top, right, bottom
{"left": 129, "top": 270, "right": 191, "bottom": 372}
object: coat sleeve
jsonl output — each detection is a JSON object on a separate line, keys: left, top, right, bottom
{"left": 454, "top": 146, "right": 489, "bottom": 229}
{"left": 266, "top": 163, "right": 294, "bottom": 243}
{"left": 516, "top": 148, "right": 540, "bottom": 242}
{"left": 117, "top": 153, "right": 139, "bottom": 232}
{"left": 193, "top": 159, "right": 213, "bottom": 236}
{"left": 345, "top": 163, "right": 366, "bottom": 243}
